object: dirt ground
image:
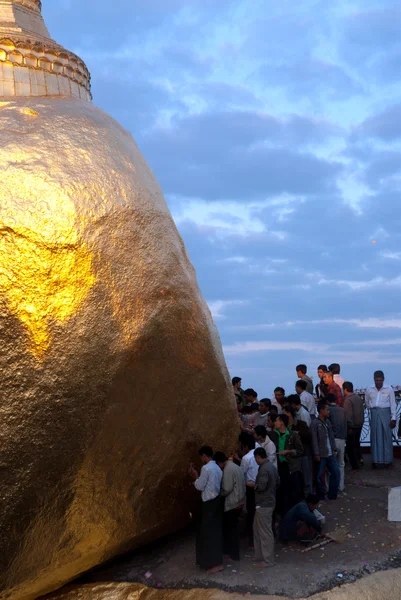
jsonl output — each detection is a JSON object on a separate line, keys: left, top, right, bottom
{"left": 75, "top": 455, "right": 401, "bottom": 598}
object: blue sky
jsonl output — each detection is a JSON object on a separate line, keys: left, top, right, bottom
{"left": 44, "top": 0, "right": 401, "bottom": 396}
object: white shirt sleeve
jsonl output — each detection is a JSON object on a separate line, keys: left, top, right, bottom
{"left": 390, "top": 388, "right": 397, "bottom": 421}
{"left": 194, "top": 465, "right": 209, "bottom": 492}
{"left": 266, "top": 440, "right": 277, "bottom": 469}
{"left": 365, "top": 389, "right": 372, "bottom": 410}
{"left": 240, "top": 456, "right": 249, "bottom": 483}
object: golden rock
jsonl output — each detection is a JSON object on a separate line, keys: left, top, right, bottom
{"left": 0, "top": 2, "right": 238, "bottom": 599}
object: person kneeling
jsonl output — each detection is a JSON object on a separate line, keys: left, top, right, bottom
{"left": 280, "top": 494, "right": 322, "bottom": 544}
{"left": 253, "top": 447, "right": 280, "bottom": 568}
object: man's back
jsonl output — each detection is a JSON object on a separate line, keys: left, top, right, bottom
{"left": 328, "top": 404, "right": 347, "bottom": 439}
{"left": 255, "top": 460, "right": 279, "bottom": 507}
{"left": 302, "top": 375, "right": 314, "bottom": 395}
{"left": 300, "top": 391, "right": 315, "bottom": 416}
{"left": 344, "top": 393, "right": 364, "bottom": 428}
{"left": 280, "top": 501, "right": 320, "bottom": 540}
{"left": 222, "top": 460, "right": 246, "bottom": 510}
{"left": 249, "top": 412, "right": 268, "bottom": 428}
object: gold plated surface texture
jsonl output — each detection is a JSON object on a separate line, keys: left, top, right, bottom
{"left": 0, "top": 0, "right": 91, "bottom": 99}
{"left": 0, "top": 97, "right": 238, "bottom": 600}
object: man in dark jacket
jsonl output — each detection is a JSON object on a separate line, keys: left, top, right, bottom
{"left": 280, "top": 494, "right": 322, "bottom": 543}
{"left": 282, "top": 402, "right": 313, "bottom": 496}
{"left": 253, "top": 447, "right": 280, "bottom": 568}
{"left": 343, "top": 382, "right": 365, "bottom": 470}
{"left": 274, "top": 414, "right": 304, "bottom": 515}
{"left": 311, "top": 400, "right": 340, "bottom": 500}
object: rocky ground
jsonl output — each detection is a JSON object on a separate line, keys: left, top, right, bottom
{"left": 69, "top": 455, "right": 401, "bottom": 599}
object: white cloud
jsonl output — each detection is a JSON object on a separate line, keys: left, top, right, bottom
{"left": 347, "top": 338, "right": 401, "bottom": 347}
{"left": 317, "top": 275, "right": 401, "bottom": 290}
{"left": 223, "top": 340, "right": 327, "bottom": 355}
{"left": 380, "top": 250, "right": 401, "bottom": 261}
{"left": 207, "top": 299, "right": 246, "bottom": 319}
{"left": 230, "top": 316, "right": 401, "bottom": 331}
{"left": 220, "top": 256, "right": 248, "bottom": 264}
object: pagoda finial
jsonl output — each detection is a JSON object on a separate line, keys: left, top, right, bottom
{"left": 0, "top": 0, "right": 91, "bottom": 100}
{"left": 11, "top": 1, "right": 42, "bottom": 13}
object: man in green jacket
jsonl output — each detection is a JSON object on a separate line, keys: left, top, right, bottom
{"left": 274, "top": 414, "right": 304, "bottom": 515}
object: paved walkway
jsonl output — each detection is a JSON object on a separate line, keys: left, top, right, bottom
{"left": 67, "top": 456, "right": 401, "bottom": 598}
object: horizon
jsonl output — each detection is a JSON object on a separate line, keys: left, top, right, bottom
{"left": 44, "top": 0, "right": 401, "bottom": 397}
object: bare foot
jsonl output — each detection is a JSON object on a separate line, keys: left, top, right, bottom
{"left": 207, "top": 565, "right": 224, "bottom": 574}
{"left": 255, "top": 561, "right": 273, "bottom": 568}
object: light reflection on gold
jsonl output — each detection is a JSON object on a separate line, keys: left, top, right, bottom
{"left": 0, "top": 171, "right": 95, "bottom": 357}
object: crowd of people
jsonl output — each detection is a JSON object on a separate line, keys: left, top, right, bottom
{"left": 188, "top": 364, "right": 398, "bottom": 574}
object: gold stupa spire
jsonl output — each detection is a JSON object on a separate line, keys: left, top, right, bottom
{"left": 0, "top": 0, "right": 91, "bottom": 99}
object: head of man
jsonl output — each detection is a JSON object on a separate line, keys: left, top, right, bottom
{"left": 244, "top": 388, "right": 257, "bottom": 405}
{"left": 259, "top": 398, "right": 271, "bottom": 415}
{"left": 254, "top": 447, "right": 267, "bottom": 466}
{"left": 317, "top": 364, "right": 328, "bottom": 380}
{"left": 329, "top": 363, "right": 341, "bottom": 375}
{"left": 295, "top": 379, "right": 307, "bottom": 395}
{"left": 198, "top": 445, "right": 214, "bottom": 465}
{"left": 296, "top": 364, "right": 307, "bottom": 378}
{"left": 267, "top": 413, "right": 277, "bottom": 430}
{"left": 250, "top": 402, "right": 259, "bottom": 414}
{"left": 306, "top": 493, "right": 320, "bottom": 512}
{"left": 323, "top": 371, "right": 334, "bottom": 385}
{"left": 275, "top": 413, "right": 289, "bottom": 432}
{"left": 239, "top": 432, "right": 255, "bottom": 455}
{"left": 326, "top": 393, "right": 337, "bottom": 406}
{"left": 289, "top": 393, "right": 302, "bottom": 410}
{"left": 343, "top": 381, "right": 353, "bottom": 397}
{"left": 240, "top": 405, "right": 253, "bottom": 417}
{"left": 232, "top": 376, "right": 242, "bottom": 391}
{"left": 274, "top": 387, "right": 286, "bottom": 405}
{"left": 213, "top": 451, "right": 228, "bottom": 470}
{"left": 317, "top": 399, "right": 329, "bottom": 420}
{"left": 254, "top": 425, "right": 267, "bottom": 443}
{"left": 374, "top": 370, "right": 385, "bottom": 391}
{"left": 282, "top": 404, "right": 296, "bottom": 425}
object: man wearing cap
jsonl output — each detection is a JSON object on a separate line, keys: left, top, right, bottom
{"left": 365, "top": 371, "right": 396, "bottom": 468}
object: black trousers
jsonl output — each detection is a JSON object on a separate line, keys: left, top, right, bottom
{"left": 246, "top": 486, "right": 256, "bottom": 546}
{"left": 223, "top": 507, "right": 242, "bottom": 560}
{"left": 196, "top": 497, "right": 223, "bottom": 569}
{"left": 346, "top": 427, "right": 363, "bottom": 470}
{"left": 277, "top": 462, "right": 302, "bottom": 516}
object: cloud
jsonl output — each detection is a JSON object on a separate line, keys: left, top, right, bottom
{"left": 354, "top": 104, "right": 401, "bottom": 142}
{"left": 317, "top": 276, "right": 401, "bottom": 291}
{"left": 380, "top": 251, "right": 401, "bottom": 261}
{"left": 258, "top": 59, "right": 362, "bottom": 101}
{"left": 139, "top": 111, "right": 342, "bottom": 200}
{"left": 341, "top": 6, "right": 401, "bottom": 54}
{"left": 224, "top": 340, "right": 327, "bottom": 355}
{"left": 230, "top": 317, "right": 401, "bottom": 331}
{"left": 44, "top": 0, "right": 401, "bottom": 393}
{"left": 207, "top": 299, "right": 246, "bottom": 319}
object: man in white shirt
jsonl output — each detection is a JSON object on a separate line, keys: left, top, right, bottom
{"left": 296, "top": 380, "right": 316, "bottom": 418}
{"left": 272, "top": 387, "right": 286, "bottom": 414}
{"left": 239, "top": 432, "right": 259, "bottom": 548}
{"left": 188, "top": 446, "right": 224, "bottom": 573}
{"left": 291, "top": 392, "right": 311, "bottom": 426}
{"left": 365, "top": 371, "right": 396, "bottom": 468}
{"left": 254, "top": 425, "right": 278, "bottom": 468}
